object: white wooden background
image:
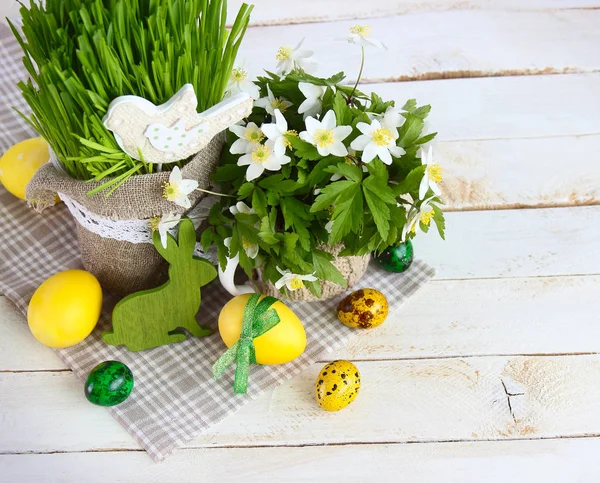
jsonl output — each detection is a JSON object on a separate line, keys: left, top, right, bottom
{"left": 2, "top": 0, "right": 600, "bottom": 481}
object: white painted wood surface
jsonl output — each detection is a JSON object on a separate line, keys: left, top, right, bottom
{"left": 239, "top": 11, "right": 600, "bottom": 82}
{"left": 2, "top": 0, "right": 600, "bottom": 481}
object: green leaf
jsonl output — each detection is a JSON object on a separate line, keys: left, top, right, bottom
{"left": 330, "top": 184, "right": 363, "bottom": 242}
{"left": 237, "top": 182, "right": 254, "bottom": 199}
{"left": 412, "top": 105, "right": 431, "bottom": 119}
{"left": 402, "top": 99, "right": 417, "bottom": 112}
{"left": 252, "top": 187, "right": 268, "bottom": 217}
{"left": 333, "top": 91, "right": 352, "bottom": 125}
{"left": 200, "top": 228, "right": 214, "bottom": 252}
{"left": 393, "top": 165, "right": 426, "bottom": 196}
{"left": 415, "top": 132, "right": 437, "bottom": 145}
{"left": 363, "top": 175, "right": 397, "bottom": 204}
{"left": 312, "top": 250, "right": 347, "bottom": 287}
{"left": 280, "top": 197, "right": 312, "bottom": 250}
{"left": 287, "top": 135, "right": 321, "bottom": 161}
{"left": 324, "top": 162, "right": 363, "bottom": 183}
{"left": 311, "top": 180, "right": 356, "bottom": 212}
{"left": 398, "top": 113, "right": 424, "bottom": 148}
{"left": 259, "top": 174, "right": 284, "bottom": 190}
{"left": 363, "top": 189, "right": 390, "bottom": 240}
{"left": 433, "top": 206, "right": 446, "bottom": 240}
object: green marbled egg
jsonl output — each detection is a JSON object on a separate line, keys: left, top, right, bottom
{"left": 84, "top": 361, "right": 134, "bottom": 407}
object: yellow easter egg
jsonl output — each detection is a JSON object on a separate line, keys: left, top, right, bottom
{"left": 218, "top": 294, "right": 306, "bottom": 365}
{"left": 0, "top": 137, "right": 50, "bottom": 200}
{"left": 27, "top": 270, "right": 103, "bottom": 348}
{"left": 337, "top": 288, "right": 389, "bottom": 329}
{"left": 315, "top": 360, "right": 361, "bottom": 411}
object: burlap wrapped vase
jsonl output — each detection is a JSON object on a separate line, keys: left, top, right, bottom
{"left": 252, "top": 244, "right": 371, "bottom": 302}
{"left": 26, "top": 135, "right": 224, "bottom": 295}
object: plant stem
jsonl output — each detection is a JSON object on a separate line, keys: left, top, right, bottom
{"left": 195, "top": 187, "right": 237, "bottom": 197}
{"left": 348, "top": 46, "right": 365, "bottom": 100}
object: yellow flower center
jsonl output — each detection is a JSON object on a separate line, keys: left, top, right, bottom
{"left": 271, "top": 97, "right": 289, "bottom": 113}
{"left": 276, "top": 46, "right": 293, "bottom": 61}
{"left": 162, "top": 181, "right": 180, "bottom": 202}
{"left": 372, "top": 128, "right": 393, "bottom": 146}
{"left": 427, "top": 164, "right": 443, "bottom": 183}
{"left": 420, "top": 209, "right": 434, "bottom": 226}
{"left": 149, "top": 216, "right": 161, "bottom": 232}
{"left": 244, "top": 127, "right": 264, "bottom": 144}
{"left": 410, "top": 222, "right": 417, "bottom": 234}
{"left": 314, "top": 129, "right": 334, "bottom": 148}
{"left": 350, "top": 24, "right": 372, "bottom": 37}
{"left": 242, "top": 236, "right": 255, "bottom": 250}
{"left": 231, "top": 67, "right": 247, "bottom": 83}
{"left": 251, "top": 145, "right": 271, "bottom": 164}
{"left": 284, "top": 129, "right": 298, "bottom": 148}
{"left": 289, "top": 277, "right": 305, "bottom": 290}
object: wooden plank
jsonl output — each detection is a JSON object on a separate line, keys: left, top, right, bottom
{"left": 238, "top": 11, "right": 600, "bottom": 82}
{"left": 2, "top": 355, "right": 600, "bottom": 453}
{"left": 338, "top": 275, "right": 600, "bottom": 360}
{"left": 417, "top": 206, "right": 600, "bottom": 280}
{"left": 2, "top": 438, "right": 600, "bottom": 483}
{"left": 368, "top": 74, "right": 600, "bottom": 142}
{"left": 438, "top": 134, "right": 600, "bottom": 210}
{"left": 4, "top": 275, "right": 600, "bottom": 371}
{"left": 229, "top": 1, "right": 600, "bottom": 26}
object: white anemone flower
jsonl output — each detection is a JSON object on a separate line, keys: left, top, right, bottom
{"left": 402, "top": 196, "right": 438, "bottom": 242}
{"left": 274, "top": 267, "right": 318, "bottom": 291}
{"left": 298, "top": 82, "right": 327, "bottom": 119}
{"left": 261, "top": 109, "right": 297, "bottom": 157}
{"left": 344, "top": 24, "right": 387, "bottom": 50}
{"left": 162, "top": 166, "right": 198, "bottom": 208}
{"left": 229, "top": 201, "right": 255, "bottom": 216}
{"left": 254, "top": 85, "right": 293, "bottom": 120}
{"left": 224, "top": 236, "right": 258, "bottom": 260}
{"left": 368, "top": 105, "right": 405, "bottom": 132}
{"left": 237, "top": 143, "right": 291, "bottom": 182}
{"left": 275, "top": 38, "right": 316, "bottom": 76}
{"left": 350, "top": 119, "right": 405, "bottom": 165}
{"left": 225, "top": 65, "right": 260, "bottom": 99}
{"left": 418, "top": 147, "right": 443, "bottom": 200}
{"left": 150, "top": 213, "right": 181, "bottom": 249}
{"left": 299, "top": 110, "right": 352, "bottom": 157}
{"left": 229, "top": 122, "right": 265, "bottom": 154}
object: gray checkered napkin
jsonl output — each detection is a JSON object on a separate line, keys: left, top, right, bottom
{"left": 0, "top": 22, "right": 435, "bottom": 461}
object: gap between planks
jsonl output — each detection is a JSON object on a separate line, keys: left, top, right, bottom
{"left": 3, "top": 434, "right": 600, "bottom": 456}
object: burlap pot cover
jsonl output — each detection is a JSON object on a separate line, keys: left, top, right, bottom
{"left": 25, "top": 135, "right": 224, "bottom": 295}
{"left": 252, "top": 244, "right": 371, "bottom": 302}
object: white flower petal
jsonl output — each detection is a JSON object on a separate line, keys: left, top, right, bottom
{"left": 334, "top": 125, "right": 352, "bottom": 142}
{"left": 169, "top": 166, "right": 182, "bottom": 184}
{"left": 230, "top": 138, "right": 249, "bottom": 154}
{"left": 179, "top": 179, "right": 199, "bottom": 194}
{"left": 237, "top": 153, "right": 252, "bottom": 166}
{"left": 330, "top": 142, "right": 348, "bottom": 157}
{"left": 229, "top": 124, "right": 246, "bottom": 138}
{"left": 419, "top": 175, "right": 429, "bottom": 200}
{"left": 350, "top": 134, "right": 370, "bottom": 151}
{"left": 321, "top": 110, "right": 336, "bottom": 130}
{"left": 362, "top": 143, "right": 378, "bottom": 163}
{"left": 377, "top": 146, "right": 393, "bottom": 165}
{"left": 246, "top": 162, "right": 265, "bottom": 181}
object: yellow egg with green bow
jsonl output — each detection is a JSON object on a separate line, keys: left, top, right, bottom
{"left": 218, "top": 294, "right": 306, "bottom": 364}
{"left": 0, "top": 137, "right": 50, "bottom": 200}
{"left": 315, "top": 360, "right": 361, "bottom": 411}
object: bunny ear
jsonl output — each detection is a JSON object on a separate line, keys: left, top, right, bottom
{"left": 176, "top": 218, "right": 197, "bottom": 259}
{"left": 153, "top": 230, "right": 178, "bottom": 263}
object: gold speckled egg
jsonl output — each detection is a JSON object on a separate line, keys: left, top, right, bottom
{"left": 315, "top": 360, "right": 361, "bottom": 411}
{"left": 337, "top": 288, "right": 389, "bottom": 329}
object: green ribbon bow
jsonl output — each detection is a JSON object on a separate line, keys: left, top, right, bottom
{"left": 212, "top": 294, "right": 281, "bottom": 394}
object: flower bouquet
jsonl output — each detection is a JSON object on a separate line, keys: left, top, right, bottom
{"left": 11, "top": 0, "right": 253, "bottom": 294}
{"left": 203, "top": 27, "right": 446, "bottom": 301}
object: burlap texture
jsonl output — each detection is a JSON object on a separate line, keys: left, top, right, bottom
{"left": 25, "top": 135, "right": 225, "bottom": 295}
{"left": 253, "top": 244, "right": 371, "bottom": 302}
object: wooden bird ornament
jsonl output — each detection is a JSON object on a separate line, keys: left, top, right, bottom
{"left": 103, "top": 218, "right": 217, "bottom": 351}
{"left": 103, "top": 85, "right": 253, "bottom": 164}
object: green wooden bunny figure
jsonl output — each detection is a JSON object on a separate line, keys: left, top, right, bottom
{"left": 103, "top": 218, "right": 216, "bottom": 351}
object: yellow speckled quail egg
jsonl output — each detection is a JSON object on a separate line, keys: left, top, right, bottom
{"left": 315, "top": 360, "right": 361, "bottom": 411}
{"left": 337, "top": 288, "right": 389, "bottom": 329}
